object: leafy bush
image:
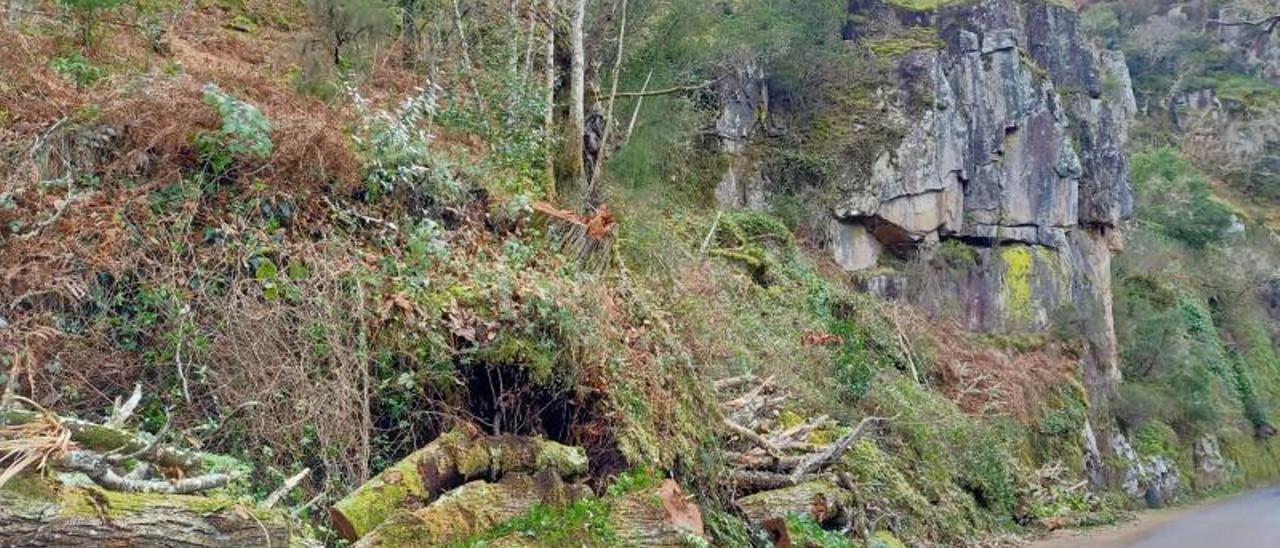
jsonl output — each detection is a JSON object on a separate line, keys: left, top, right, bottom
{"left": 350, "top": 87, "right": 465, "bottom": 201}
{"left": 195, "top": 83, "right": 273, "bottom": 177}
{"left": 1130, "top": 147, "right": 1235, "bottom": 248}
{"left": 50, "top": 52, "right": 106, "bottom": 87}
{"left": 59, "top": 0, "right": 130, "bottom": 46}
{"left": 435, "top": 66, "right": 549, "bottom": 190}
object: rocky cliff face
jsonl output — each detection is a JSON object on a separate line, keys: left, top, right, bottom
{"left": 1177, "top": 9, "right": 1280, "bottom": 196}
{"left": 713, "top": 0, "right": 1139, "bottom": 485}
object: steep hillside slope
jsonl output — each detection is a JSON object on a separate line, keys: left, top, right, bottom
{"left": 1, "top": 0, "right": 1279, "bottom": 546}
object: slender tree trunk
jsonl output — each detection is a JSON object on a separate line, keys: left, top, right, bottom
{"left": 543, "top": 0, "right": 557, "bottom": 199}
{"left": 401, "top": 0, "right": 418, "bottom": 69}
{"left": 523, "top": 1, "right": 537, "bottom": 81}
{"left": 588, "top": 0, "right": 627, "bottom": 195}
{"left": 451, "top": 0, "right": 483, "bottom": 116}
{"left": 508, "top": 0, "right": 520, "bottom": 74}
{"left": 561, "top": 0, "right": 587, "bottom": 191}
{"left": 622, "top": 69, "right": 652, "bottom": 145}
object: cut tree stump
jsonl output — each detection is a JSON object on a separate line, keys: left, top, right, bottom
{"left": 329, "top": 430, "right": 589, "bottom": 541}
{"left": 0, "top": 473, "right": 290, "bottom": 547}
{"left": 609, "top": 479, "right": 705, "bottom": 547}
{"left": 352, "top": 471, "right": 590, "bottom": 547}
{"left": 734, "top": 479, "right": 853, "bottom": 526}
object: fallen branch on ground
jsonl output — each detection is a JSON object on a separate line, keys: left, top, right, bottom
{"left": 727, "top": 469, "right": 824, "bottom": 490}
{"left": 263, "top": 467, "right": 311, "bottom": 509}
{"left": 790, "top": 416, "right": 891, "bottom": 482}
{"left": 2, "top": 408, "right": 205, "bottom": 471}
{"left": 58, "top": 451, "right": 236, "bottom": 494}
{"left": 723, "top": 418, "right": 783, "bottom": 459}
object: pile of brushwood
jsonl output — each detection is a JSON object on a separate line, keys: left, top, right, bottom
{"left": 0, "top": 390, "right": 299, "bottom": 546}
{"left": 329, "top": 428, "right": 705, "bottom": 546}
{"left": 716, "top": 374, "right": 892, "bottom": 545}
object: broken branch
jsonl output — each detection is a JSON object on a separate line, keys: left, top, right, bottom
{"left": 723, "top": 418, "right": 783, "bottom": 458}
{"left": 789, "top": 416, "right": 889, "bottom": 482}
{"left": 2, "top": 408, "right": 206, "bottom": 471}
{"left": 263, "top": 467, "right": 311, "bottom": 509}
{"left": 613, "top": 76, "right": 723, "bottom": 98}
{"left": 59, "top": 451, "right": 235, "bottom": 494}
{"left": 106, "top": 384, "right": 143, "bottom": 428}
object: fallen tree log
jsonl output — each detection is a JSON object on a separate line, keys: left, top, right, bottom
{"left": 353, "top": 471, "right": 589, "bottom": 547}
{"left": 609, "top": 479, "right": 705, "bottom": 547}
{"left": 0, "top": 473, "right": 290, "bottom": 547}
{"left": 713, "top": 374, "right": 758, "bottom": 392}
{"left": 722, "top": 451, "right": 807, "bottom": 471}
{"left": 330, "top": 430, "right": 589, "bottom": 541}
{"left": 728, "top": 469, "right": 824, "bottom": 491}
{"left": 1, "top": 408, "right": 205, "bottom": 471}
{"left": 735, "top": 479, "right": 853, "bottom": 526}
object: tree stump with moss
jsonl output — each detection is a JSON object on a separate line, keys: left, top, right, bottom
{"left": 330, "top": 430, "right": 589, "bottom": 541}
{"left": 352, "top": 471, "right": 590, "bottom": 547}
{"left": 734, "top": 479, "right": 853, "bottom": 525}
{"left": 609, "top": 479, "right": 705, "bottom": 547}
{"left": 0, "top": 473, "right": 290, "bottom": 547}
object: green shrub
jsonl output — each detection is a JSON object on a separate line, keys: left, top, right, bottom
{"left": 50, "top": 52, "right": 106, "bottom": 88}
{"left": 195, "top": 83, "right": 273, "bottom": 177}
{"left": 1130, "top": 147, "right": 1235, "bottom": 248}
{"left": 1132, "top": 420, "right": 1179, "bottom": 458}
{"left": 350, "top": 88, "right": 461, "bottom": 201}
{"left": 782, "top": 513, "right": 854, "bottom": 548}
{"left": 59, "top": 0, "right": 131, "bottom": 46}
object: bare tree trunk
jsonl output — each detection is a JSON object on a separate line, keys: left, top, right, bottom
{"left": 451, "top": 0, "right": 484, "bottom": 116}
{"left": 523, "top": 2, "right": 537, "bottom": 81}
{"left": 561, "top": 0, "right": 586, "bottom": 191}
{"left": 543, "top": 0, "right": 557, "bottom": 199}
{"left": 401, "top": 0, "right": 418, "bottom": 69}
{"left": 586, "top": 0, "right": 627, "bottom": 196}
{"left": 508, "top": 0, "right": 520, "bottom": 74}
{"left": 622, "top": 69, "right": 652, "bottom": 145}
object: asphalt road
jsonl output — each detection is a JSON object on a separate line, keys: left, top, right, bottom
{"left": 1128, "top": 487, "right": 1280, "bottom": 548}
{"left": 1033, "top": 487, "right": 1280, "bottom": 548}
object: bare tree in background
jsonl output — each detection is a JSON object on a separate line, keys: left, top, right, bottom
{"left": 561, "top": 0, "right": 586, "bottom": 191}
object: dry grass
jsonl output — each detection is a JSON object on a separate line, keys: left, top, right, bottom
{"left": 0, "top": 397, "right": 72, "bottom": 488}
{"left": 904, "top": 310, "right": 1080, "bottom": 421}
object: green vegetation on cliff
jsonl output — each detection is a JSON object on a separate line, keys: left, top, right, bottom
{"left": 4, "top": 0, "right": 1280, "bottom": 545}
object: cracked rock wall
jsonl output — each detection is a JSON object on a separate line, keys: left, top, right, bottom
{"left": 713, "top": 0, "right": 1138, "bottom": 487}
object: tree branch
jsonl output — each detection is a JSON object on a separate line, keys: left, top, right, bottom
{"left": 1209, "top": 14, "right": 1280, "bottom": 34}
{"left": 723, "top": 418, "right": 783, "bottom": 458}
{"left": 2, "top": 408, "right": 206, "bottom": 471}
{"left": 613, "top": 76, "right": 723, "bottom": 98}
{"left": 789, "top": 416, "right": 890, "bottom": 482}
{"left": 262, "top": 467, "right": 311, "bottom": 509}
{"left": 59, "top": 451, "right": 236, "bottom": 494}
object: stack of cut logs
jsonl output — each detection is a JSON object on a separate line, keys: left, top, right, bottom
{"left": 716, "top": 374, "right": 888, "bottom": 544}
{"left": 331, "top": 429, "right": 704, "bottom": 547}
